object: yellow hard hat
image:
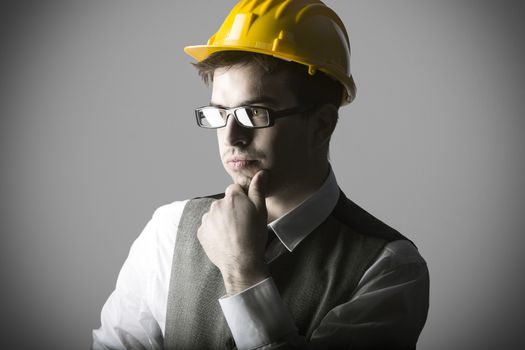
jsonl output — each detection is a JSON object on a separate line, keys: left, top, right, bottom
{"left": 184, "top": 0, "right": 356, "bottom": 105}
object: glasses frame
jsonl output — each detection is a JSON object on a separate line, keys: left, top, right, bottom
{"left": 195, "top": 104, "right": 316, "bottom": 129}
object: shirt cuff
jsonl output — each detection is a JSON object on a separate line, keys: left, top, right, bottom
{"left": 219, "top": 277, "right": 297, "bottom": 350}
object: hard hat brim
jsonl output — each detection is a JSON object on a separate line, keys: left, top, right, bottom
{"left": 184, "top": 44, "right": 355, "bottom": 105}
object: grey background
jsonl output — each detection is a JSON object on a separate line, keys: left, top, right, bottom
{"left": 1, "top": 1, "right": 524, "bottom": 349}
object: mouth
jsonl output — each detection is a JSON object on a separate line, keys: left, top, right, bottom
{"left": 226, "top": 158, "right": 260, "bottom": 170}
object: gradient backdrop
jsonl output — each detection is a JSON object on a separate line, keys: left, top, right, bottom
{"left": 1, "top": 1, "right": 524, "bottom": 349}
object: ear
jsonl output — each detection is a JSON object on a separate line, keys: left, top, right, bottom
{"left": 310, "top": 104, "right": 339, "bottom": 149}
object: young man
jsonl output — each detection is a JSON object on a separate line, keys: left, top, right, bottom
{"left": 93, "top": 1, "right": 429, "bottom": 349}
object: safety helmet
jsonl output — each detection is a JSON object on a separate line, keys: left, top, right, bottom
{"left": 184, "top": 0, "right": 356, "bottom": 105}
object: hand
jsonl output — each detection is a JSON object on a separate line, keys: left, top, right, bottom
{"left": 197, "top": 170, "right": 270, "bottom": 295}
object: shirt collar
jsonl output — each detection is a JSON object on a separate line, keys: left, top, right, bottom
{"left": 268, "top": 166, "right": 340, "bottom": 252}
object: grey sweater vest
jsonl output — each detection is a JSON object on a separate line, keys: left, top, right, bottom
{"left": 164, "top": 191, "right": 409, "bottom": 349}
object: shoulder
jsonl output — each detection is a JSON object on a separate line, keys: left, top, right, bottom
{"left": 125, "top": 199, "right": 189, "bottom": 259}
{"left": 136, "top": 195, "right": 224, "bottom": 262}
{"left": 356, "top": 239, "right": 429, "bottom": 296}
{"left": 332, "top": 191, "right": 413, "bottom": 245}
{"left": 150, "top": 199, "right": 190, "bottom": 228}
{"left": 380, "top": 240, "right": 427, "bottom": 269}
{"left": 147, "top": 193, "right": 224, "bottom": 234}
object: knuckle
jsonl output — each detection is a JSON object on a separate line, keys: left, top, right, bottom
{"left": 196, "top": 227, "right": 203, "bottom": 240}
{"left": 224, "top": 185, "right": 234, "bottom": 196}
{"left": 199, "top": 213, "right": 209, "bottom": 227}
{"left": 225, "top": 184, "right": 243, "bottom": 197}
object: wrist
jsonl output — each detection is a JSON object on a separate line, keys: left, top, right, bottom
{"left": 221, "top": 263, "right": 270, "bottom": 296}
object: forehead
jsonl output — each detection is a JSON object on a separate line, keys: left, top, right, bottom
{"left": 210, "top": 63, "right": 298, "bottom": 108}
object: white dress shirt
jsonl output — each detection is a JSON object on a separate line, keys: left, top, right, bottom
{"left": 92, "top": 169, "right": 429, "bottom": 349}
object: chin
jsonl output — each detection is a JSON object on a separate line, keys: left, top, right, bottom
{"left": 224, "top": 165, "right": 255, "bottom": 185}
{"left": 231, "top": 173, "right": 251, "bottom": 191}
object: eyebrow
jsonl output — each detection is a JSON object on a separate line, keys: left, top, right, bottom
{"left": 209, "top": 96, "right": 279, "bottom": 108}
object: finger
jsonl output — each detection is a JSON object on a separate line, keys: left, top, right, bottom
{"left": 225, "top": 183, "right": 244, "bottom": 197}
{"left": 248, "top": 170, "right": 269, "bottom": 213}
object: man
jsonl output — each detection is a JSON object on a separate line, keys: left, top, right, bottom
{"left": 92, "top": 0, "right": 429, "bottom": 349}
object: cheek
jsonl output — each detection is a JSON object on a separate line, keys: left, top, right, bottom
{"left": 217, "top": 131, "right": 226, "bottom": 157}
{"left": 265, "top": 127, "right": 311, "bottom": 164}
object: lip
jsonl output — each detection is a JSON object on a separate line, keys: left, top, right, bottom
{"left": 226, "top": 158, "right": 259, "bottom": 170}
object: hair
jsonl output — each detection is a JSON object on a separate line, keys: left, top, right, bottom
{"left": 192, "top": 51, "right": 345, "bottom": 109}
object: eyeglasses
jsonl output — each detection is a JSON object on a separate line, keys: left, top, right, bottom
{"left": 195, "top": 104, "right": 315, "bottom": 129}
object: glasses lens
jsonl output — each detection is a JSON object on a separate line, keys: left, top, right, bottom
{"left": 198, "top": 108, "right": 226, "bottom": 128}
{"left": 235, "top": 107, "right": 269, "bottom": 128}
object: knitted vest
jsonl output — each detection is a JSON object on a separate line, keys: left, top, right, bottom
{"left": 164, "top": 191, "right": 409, "bottom": 349}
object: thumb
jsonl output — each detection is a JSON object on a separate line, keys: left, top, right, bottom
{"left": 248, "top": 170, "right": 269, "bottom": 213}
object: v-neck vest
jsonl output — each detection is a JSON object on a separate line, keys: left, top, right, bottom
{"left": 164, "top": 191, "right": 410, "bottom": 349}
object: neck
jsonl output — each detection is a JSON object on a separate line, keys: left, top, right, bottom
{"left": 265, "top": 162, "right": 330, "bottom": 222}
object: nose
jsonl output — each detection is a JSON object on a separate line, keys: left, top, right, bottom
{"left": 219, "top": 112, "right": 253, "bottom": 147}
